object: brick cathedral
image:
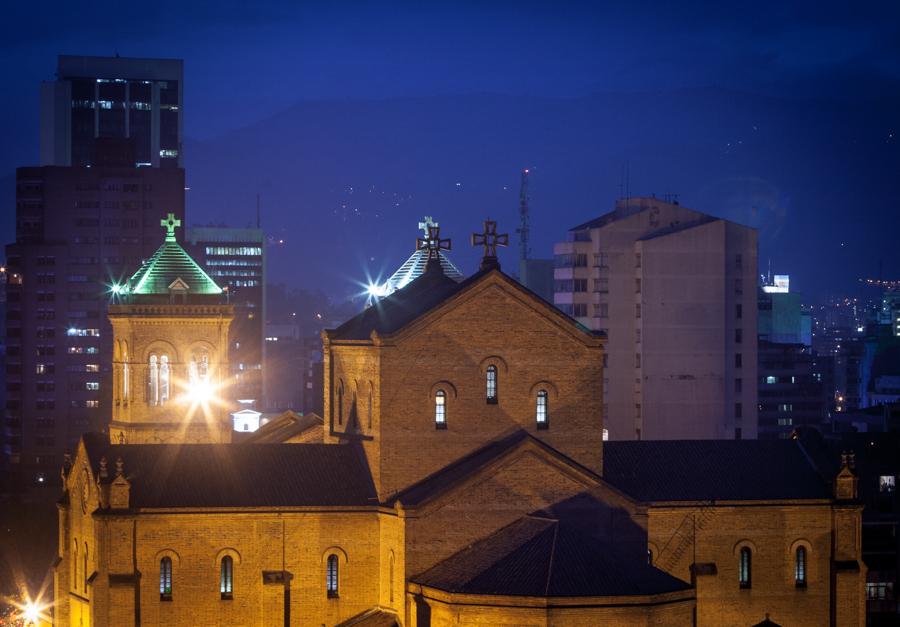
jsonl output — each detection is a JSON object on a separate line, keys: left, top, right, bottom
{"left": 55, "top": 218, "right": 865, "bottom": 626}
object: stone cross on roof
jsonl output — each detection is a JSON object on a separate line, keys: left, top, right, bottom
{"left": 416, "top": 225, "right": 451, "bottom": 262}
{"left": 418, "top": 216, "right": 438, "bottom": 235}
{"left": 161, "top": 212, "right": 182, "bottom": 242}
{"left": 471, "top": 220, "right": 508, "bottom": 270}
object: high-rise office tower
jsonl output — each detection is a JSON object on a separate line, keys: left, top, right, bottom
{"left": 186, "top": 227, "right": 265, "bottom": 408}
{"left": 4, "top": 55, "right": 186, "bottom": 485}
{"left": 41, "top": 55, "right": 183, "bottom": 168}
{"left": 4, "top": 167, "right": 185, "bottom": 483}
{"left": 553, "top": 197, "right": 758, "bottom": 440}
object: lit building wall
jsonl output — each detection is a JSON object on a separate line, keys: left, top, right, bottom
{"left": 553, "top": 197, "right": 758, "bottom": 440}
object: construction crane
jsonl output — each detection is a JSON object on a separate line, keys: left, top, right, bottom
{"left": 516, "top": 168, "right": 530, "bottom": 262}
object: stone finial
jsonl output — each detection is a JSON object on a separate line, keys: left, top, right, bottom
{"left": 835, "top": 450, "right": 859, "bottom": 501}
{"left": 110, "top": 458, "right": 130, "bottom": 509}
{"left": 117, "top": 431, "right": 126, "bottom": 445}
{"left": 99, "top": 456, "right": 108, "bottom": 479}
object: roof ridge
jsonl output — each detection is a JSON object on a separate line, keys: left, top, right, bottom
{"left": 544, "top": 521, "right": 559, "bottom": 597}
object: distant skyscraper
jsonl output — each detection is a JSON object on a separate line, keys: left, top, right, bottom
{"left": 4, "top": 166, "right": 185, "bottom": 483}
{"left": 553, "top": 197, "right": 758, "bottom": 440}
{"left": 41, "top": 55, "right": 183, "bottom": 169}
{"left": 186, "top": 227, "right": 265, "bottom": 407}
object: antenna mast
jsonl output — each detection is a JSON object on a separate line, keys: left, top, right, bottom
{"left": 516, "top": 168, "right": 530, "bottom": 262}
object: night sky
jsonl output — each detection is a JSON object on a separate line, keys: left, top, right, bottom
{"left": 1, "top": 1, "right": 899, "bottom": 302}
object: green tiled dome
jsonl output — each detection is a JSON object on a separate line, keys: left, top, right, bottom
{"left": 127, "top": 213, "right": 223, "bottom": 296}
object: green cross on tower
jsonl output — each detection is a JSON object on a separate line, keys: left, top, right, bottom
{"left": 161, "top": 213, "right": 182, "bottom": 242}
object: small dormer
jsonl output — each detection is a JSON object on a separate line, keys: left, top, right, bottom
{"left": 168, "top": 277, "right": 191, "bottom": 303}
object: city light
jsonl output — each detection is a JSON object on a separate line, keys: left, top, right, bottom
{"left": 23, "top": 601, "right": 40, "bottom": 623}
{"left": 186, "top": 379, "right": 214, "bottom": 404}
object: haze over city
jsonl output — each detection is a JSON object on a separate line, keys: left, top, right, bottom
{"left": 2, "top": 0, "right": 899, "bottom": 300}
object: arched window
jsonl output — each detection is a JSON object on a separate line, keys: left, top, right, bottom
{"left": 148, "top": 355, "right": 159, "bottom": 405}
{"left": 159, "top": 355, "right": 170, "bottom": 405}
{"left": 435, "top": 390, "right": 447, "bottom": 429}
{"left": 389, "top": 552, "right": 395, "bottom": 603}
{"left": 337, "top": 382, "right": 344, "bottom": 425}
{"left": 122, "top": 344, "right": 129, "bottom": 400}
{"left": 536, "top": 390, "right": 549, "bottom": 429}
{"left": 739, "top": 547, "right": 752, "bottom": 588}
{"left": 83, "top": 543, "right": 89, "bottom": 592}
{"left": 220, "top": 555, "right": 233, "bottom": 599}
{"left": 73, "top": 539, "right": 78, "bottom": 590}
{"left": 795, "top": 546, "right": 807, "bottom": 587}
{"left": 160, "top": 557, "right": 173, "bottom": 600}
{"left": 486, "top": 365, "right": 498, "bottom": 404}
{"left": 647, "top": 549, "right": 653, "bottom": 565}
{"left": 326, "top": 554, "right": 339, "bottom": 598}
{"left": 367, "top": 388, "right": 373, "bottom": 430}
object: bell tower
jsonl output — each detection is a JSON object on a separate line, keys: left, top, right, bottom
{"left": 108, "top": 214, "right": 234, "bottom": 444}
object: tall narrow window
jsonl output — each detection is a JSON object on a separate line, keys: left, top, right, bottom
{"left": 536, "top": 390, "right": 548, "bottom": 430}
{"left": 337, "top": 383, "right": 344, "bottom": 425}
{"left": 434, "top": 390, "right": 447, "bottom": 429}
{"left": 148, "top": 355, "right": 159, "bottom": 405}
{"left": 73, "top": 539, "right": 78, "bottom": 590}
{"left": 739, "top": 547, "right": 752, "bottom": 588}
{"left": 159, "top": 355, "right": 170, "bottom": 405}
{"left": 220, "top": 556, "right": 233, "bottom": 599}
{"left": 795, "top": 547, "right": 807, "bottom": 587}
{"left": 83, "top": 544, "right": 89, "bottom": 591}
{"left": 389, "top": 553, "right": 395, "bottom": 603}
{"left": 326, "top": 554, "right": 339, "bottom": 598}
{"left": 367, "top": 389, "right": 373, "bottom": 429}
{"left": 160, "top": 557, "right": 173, "bottom": 600}
{"left": 486, "top": 366, "right": 498, "bottom": 404}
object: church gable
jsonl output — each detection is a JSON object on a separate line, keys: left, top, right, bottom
{"left": 396, "top": 431, "right": 609, "bottom": 577}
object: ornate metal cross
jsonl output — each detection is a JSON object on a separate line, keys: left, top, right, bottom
{"left": 416, "top": 225, "right": 451, "bottom": 261}
{"left": 161, "top": 213, "right": 182, "bottom": 241}
{"left": 471, "top": 220, "right": 508, "bottom": 268}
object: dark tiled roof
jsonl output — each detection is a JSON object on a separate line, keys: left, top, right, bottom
{"left": 329, "top": 263, "right": 600, "bottom": 342}
{"left": 328, "top": 264, "right": 482, "bottom": 340}
{"left": 412, "top": 515, "right": 690, "bottom": 597}
{"left": 603, "top": 440, "right": 830, "bottom": 502}
{"left": 82, "top": 433, "right": 376, "bottom": 508}
{"left": 389, "top": 429, "right": 600, "bottom": 507}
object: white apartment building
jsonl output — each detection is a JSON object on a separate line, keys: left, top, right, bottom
{"left": 554, "top": 197, "right": 757, "bottom": 440}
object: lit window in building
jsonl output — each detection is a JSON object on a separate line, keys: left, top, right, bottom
{"left": 739, "top": 547, "right": 752, "bottom": 588}
{"left": 220, "top": 556, "right": 233, "bottom": 599}
{"left": 159, "top": 356, "right": 170, "bottom": 405}
{"left": 486, "top": 365, "right": 498, "bottom": 403}
{"left": 795, "top": 547, "right": 806, "bottom": 587}
{"left": 435, "top": 390, "right": 446, "bottom": 429}
{"left": 536, "top": 390, "right": 548, "bottom": 429}
{"left": 326, "top": 554, "right": 339, "bottom": 598}
{"left": 880, "top": 476, "right": 896, "bottom": 493}
{"left": 160, "top": 557, "right": 173, "bottom": 600}
{"left": 766, "top": 376, "right": 777, "bottom": 384}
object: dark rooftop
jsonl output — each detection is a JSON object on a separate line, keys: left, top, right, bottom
{"left": 327, "top": 264, "right": 482, "bottom": 341}
{"left": 83, "top": 433, "right": 377, "bottom": 508}
{"left": 412, "top": 514, "right": 691, "bottom": 597}
{"left": 603, "top": 439, "right": 831, "bottom": 502}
